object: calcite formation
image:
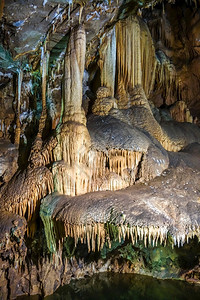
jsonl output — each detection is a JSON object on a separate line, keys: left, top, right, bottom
{"left": 41, "top": 145, "right": 200, "bottom": 252}
{"left": 0, "top": 0, "right": 200, "bottom": 299}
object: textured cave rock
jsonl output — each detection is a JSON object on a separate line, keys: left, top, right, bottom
{"left": 41, "top": 144, "right": 200, "bottom": 252}
{"left": 0, "top": 0, "right": 200, "bottom": 299}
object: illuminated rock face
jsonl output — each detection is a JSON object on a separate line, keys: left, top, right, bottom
{"left": 53, "top": 16, "right": 200, "bottom": 197}
{"left": 1, "top": 1, "right": 200, "bottom": 299}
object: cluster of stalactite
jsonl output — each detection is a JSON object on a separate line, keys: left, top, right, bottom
{"left": 53, "top": 147, "right": 144, "bottom": 196}
{"left": 98, "top": 12, "right": 197, "bottom": 122}
{"left": 63, "top": 223, "right": 169, "bottom": 252}
{"left": 160, "top": 138, "right": 180, "bottom": 152}
{"left": 69, "top": 223, "right": 200, "bottom": 250}
{"left": 0, "top": 135, "right": 57, "bottom": 223}
{"left": 99, "top": 16, "right": 157, "bottom": 106}
{"left": 52, "top": 20, "right": 200, "bottom": 202}
{"left": 0, "top": 136, "right": 58, "bottom": 222}
{"left": 107, "top": 149, "right": 143, "bottom": 177}
{"left": 44, "top": 219, "right": 200, "bottom": 254}
{"left": 53, "top": 25, "right": 147, "bottom": 197}
{"left": 155, "top": 51, "right": 178, "bottom": 105}
{"left": 41, "top": 201, "right": 200, "bottom": 253}
{"left": 1, "top": 167, "right": 54, "bottom": 221}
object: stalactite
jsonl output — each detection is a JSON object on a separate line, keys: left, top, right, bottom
{"left": 155, "top": 51, "right": 177, "bottom": 104}
{"left": 140, "top": 20, "right": 157, "bottom": 97}
{"left": 37, "top": 46, "right": 49, "bottom": 138}
{"left": 116, "top": 16, "right": 142, "bottom": 92}
{"left": 60, "top": 223, "right": 170, "bottom": 253}
{"left": 114, "top": 16, "right": 157, "bottom": 105}
{"left": 41, "top": 189, "right": 200, "bottom": 254}
{"left": 79, "top": 5, "right": 83, "bottom": 24}
{"left": 14, "top": 69, "right": 23, "bottom": 145}
{"left": 99, "top": 27, "right": 116, "bottom": 97}
{"left": 1, "top": 166, "right": 54, "bottom": 222}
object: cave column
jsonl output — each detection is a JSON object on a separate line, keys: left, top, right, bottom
{"left": 63, "top": 25, "right": 86, "bottom": 124}
{"left": 53, "top": 25, "right": 91, "bottom": 196}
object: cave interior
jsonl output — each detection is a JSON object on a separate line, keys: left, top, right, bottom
{"left": 1, "top": 0, "right": 200, "bottom": 298}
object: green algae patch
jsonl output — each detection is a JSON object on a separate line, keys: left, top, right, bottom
{"left": 40, "top": 193, "right": 63, "bottom": 253}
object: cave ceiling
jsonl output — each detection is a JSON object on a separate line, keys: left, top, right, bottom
{"left": 1, "top": 0, "right": 200, "bottom": 117}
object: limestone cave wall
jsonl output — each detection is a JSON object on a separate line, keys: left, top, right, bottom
{"left": 0, "top": 0, "right": 200, "bottom": 299}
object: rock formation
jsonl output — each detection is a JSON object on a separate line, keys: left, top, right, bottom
{"left": 0, "top": 0, "right": 200, "bottom": 299}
